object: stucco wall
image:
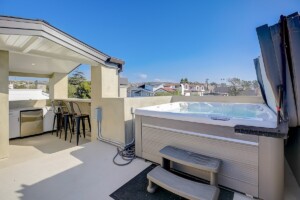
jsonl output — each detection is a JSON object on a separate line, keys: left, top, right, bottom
{"left": 90, "top": 96, "right": 172, "bottom": 147}
{"left": 91, "top": 98, "right": 125, "bottom": 144}
{"left": 119, "top": 86, "right": 128, "bottom": 98}
{"left": 0, "top": 51, "right": 9, "bottom": 159}
{"left": 124, "top": 96, "right": 173, "bottom": 145}
{"left": 57, "top": 99, "right": 91, "bottom": 132}
{"left": 91, "top": 95, "right": 264, "bottom": 148}
{"left": 90, "top": 65, "right": 121, "bottom": 143}
{"left": 101, "top": 67, "right": 119, "bottom": 98}
{"left": 49, "top": 73, "right": 68, "bottom": 100}
{"left": 91, "top": 65, "right": 119, "bottom": 98}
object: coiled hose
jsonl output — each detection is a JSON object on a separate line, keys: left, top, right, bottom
{"left": 113, "top": 144, "right": 136, "bottom": 166}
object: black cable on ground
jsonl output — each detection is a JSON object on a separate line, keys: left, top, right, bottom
{"left": 113, "top": 144, "right": 136, "bottom": 166}
{"left": 113, "top": 110, "right": 136, "bottom": 166}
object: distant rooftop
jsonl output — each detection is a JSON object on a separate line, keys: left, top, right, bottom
{"left": 9, "top": 89, "right": 49, "bottom": 101}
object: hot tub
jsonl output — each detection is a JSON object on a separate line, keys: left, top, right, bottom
{"left": 135, "top": 102, "right": 277, "bottom": 128}
{"left": 134, "top": 102, "right": 283, "bottom": 199}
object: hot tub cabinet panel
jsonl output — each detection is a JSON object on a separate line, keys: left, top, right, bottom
{"left": 135, "top": 115, "right": 284, "bottom": 199}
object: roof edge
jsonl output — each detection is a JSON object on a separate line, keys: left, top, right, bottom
{"left": 0, "top": 15, "right": 124, "bottom": 70}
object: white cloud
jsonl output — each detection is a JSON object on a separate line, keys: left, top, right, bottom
{"left": 153, "top": 78, "right": 175, "bottom": 83}
{"left": 138, "top": 73, "right": 148, "bottom": 79}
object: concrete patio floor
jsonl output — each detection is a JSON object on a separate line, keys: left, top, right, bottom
{"left": 0, "top": 134, "right": 150, "bottom": 200}
{"left": 0, "top": 133, "right": 299, "bottom": 200}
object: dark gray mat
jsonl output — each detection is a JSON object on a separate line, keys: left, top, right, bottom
{"left": 110, "top": 164, "right": 234, "bottom": 200}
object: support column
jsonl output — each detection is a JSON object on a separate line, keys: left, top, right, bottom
{"left": 0, "top": 51, "right": 9, "bottom": 159}
{"left": 91, "top": 65, "right": 119, "bottom": 141}
{"left": 91, "top": 65, "right": 119, "bottom": 98}
{"left": 49, "top": 73, "right": 68, "bottom": 100}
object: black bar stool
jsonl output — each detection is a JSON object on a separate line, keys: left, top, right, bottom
{"left": 58, "top": 101, "right": 73, "bottom": 141}
{"left": 68, "top": 101, "right": 91, "bottom": 145}
{"left": 51, "top": 100, "right": 64, "bottom": 137}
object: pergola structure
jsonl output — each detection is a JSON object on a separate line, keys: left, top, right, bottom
{"left": 0, "top": 16, "right": 124, "bottom": 159}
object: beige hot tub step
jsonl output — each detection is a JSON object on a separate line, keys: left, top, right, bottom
{"left": 147, "top": 166, "right": 219, "bottom": 200}
{"left": 159, "top": 146, "right": 221, "bottom": 185}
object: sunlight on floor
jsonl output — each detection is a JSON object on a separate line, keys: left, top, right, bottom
{"left": 0, "top": 134, "right": 150, "bottom": 200}
{"left": 0, "top": 133, "right": 90, "bottom": 169}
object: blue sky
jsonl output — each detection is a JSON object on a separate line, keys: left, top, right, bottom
{"left": 1, "top": 0, "right": 299, "bottom": 83}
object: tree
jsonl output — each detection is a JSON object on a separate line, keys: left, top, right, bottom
{"left": 241, "top": 80, "right": 251, "bottom": 90}
{"left": 76, "top": 81, "right": 91, "bottom": 99}
{"left": 227, "top": 78, "right": 243, "bottom": 96}
{"left": 220, "top": 83, "right": 227, "bottom": 87}
{"left": 252, "top": 80, "right": 259, "bottom": 89}
{"left": 69, "top": 71, "right": 86, "bottom": 86}
{"left": 14, "top": 84, "right": 27, "bottom": 89}
{"left": 210, "top": 82, "right": 217, "bottom": 87}
{"left": 68, "top": 84, "right": 76, "bottom": 98}
{"left": 68, "top": 70, "right": 91, "bottom": 99}
{"left": 180, "top": 78, "right": 189, "bottom": 84}
{"left": 209, "top": 82, "right": 217, "bottom": 93}
{"left": 34, "top": 80, "right": 38, "bottom": 89}
{"left": 205, "top": 78, "right": 209, "bottom": 90}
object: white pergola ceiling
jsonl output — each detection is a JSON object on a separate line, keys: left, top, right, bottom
{"left": 0, "top": 34, "right": 98, "bottom": 76}
{"left": 0, "top": 16, "right": 124, "bottom": 77}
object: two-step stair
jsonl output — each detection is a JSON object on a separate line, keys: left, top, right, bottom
{"left": 147, "top": 146, "right": 221, "bottom": 200}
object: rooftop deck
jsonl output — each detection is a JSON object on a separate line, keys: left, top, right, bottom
{"left": 0, "top": 14, "right": 299, "bottom": 200}
{"left": 0, "top": 133, "right": 298, "bottom": 200}
{"left": 0, "top": 134, "right": 150, "bottom": 200}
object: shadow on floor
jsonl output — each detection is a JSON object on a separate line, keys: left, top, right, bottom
{"left": 12, "top": 142, "right": 149, "bottom": 200}
{"left": 10, "top": 132, "right": 91, "bottom": 154}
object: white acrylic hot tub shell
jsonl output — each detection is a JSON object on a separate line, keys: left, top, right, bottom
{"left": 135, "top": 102, "right": 277, "bottom": 128}
{"left": 134, "top": 101, "right": 283, "bottom": 199}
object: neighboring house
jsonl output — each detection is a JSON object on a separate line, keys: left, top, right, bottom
{"left": 9, "top": 89, "right": 49, "bottom": 101}
{"left": 155, "top": 87, "right": 177, "bottom": 94}
{"left": 205, "top": 85, "right": 260, "bottom": 96}
{"left": 139, "top": 82, "right": 164, "bottom": 92}
{"left": 8, "top": 83, "right": 14, "bottom": 89}
{"left": 240, "top": 89, "right": 259, "bottom": 96}
{"left": 209, "top": 86, "right": 230, "bottom": 96}
{"left": 207, "top": 84, "right": 216, "bottom": 93}
{"left": 183, "top": 83, "right": 190, "bottom": 90}
{"left": 164, "top": 83, "right": 181, "bottom": 90}
{"left": 182, "top": 83, "right": 206, "bottom": 96}
{"left": 129, "top": 82, "right": 208, "bottom": 97}
{"left": 128, "top": 82, "right": 165, "bottom": 97}
{"left": 128, "top": 87, "right": 154, "bottom": 97}
{"left": 37, "top": 84, "right": 47, "bottom": 92}
{"left": 119, "top": 77, "right": 129, "bottom": 98}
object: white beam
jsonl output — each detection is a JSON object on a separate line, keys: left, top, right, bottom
{"left": 22, "top": 37, "right": 43, "bottom": 53}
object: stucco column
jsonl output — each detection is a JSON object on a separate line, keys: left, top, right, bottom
{"left": 49, "top": 73, "right": 68, "bottom": 100}
{"left": 91, "top": 65, "right": 119, "bottom": 98}
{"left": 90, "top": 65, "right": 119, "bottom": 141}
{"left": 0, "top": 51, "right": 9, "bottom": 159}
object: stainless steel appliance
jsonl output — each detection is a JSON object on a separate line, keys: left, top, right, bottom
{"left": 20, "top": 109, "right": 43, "bottom": 137}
